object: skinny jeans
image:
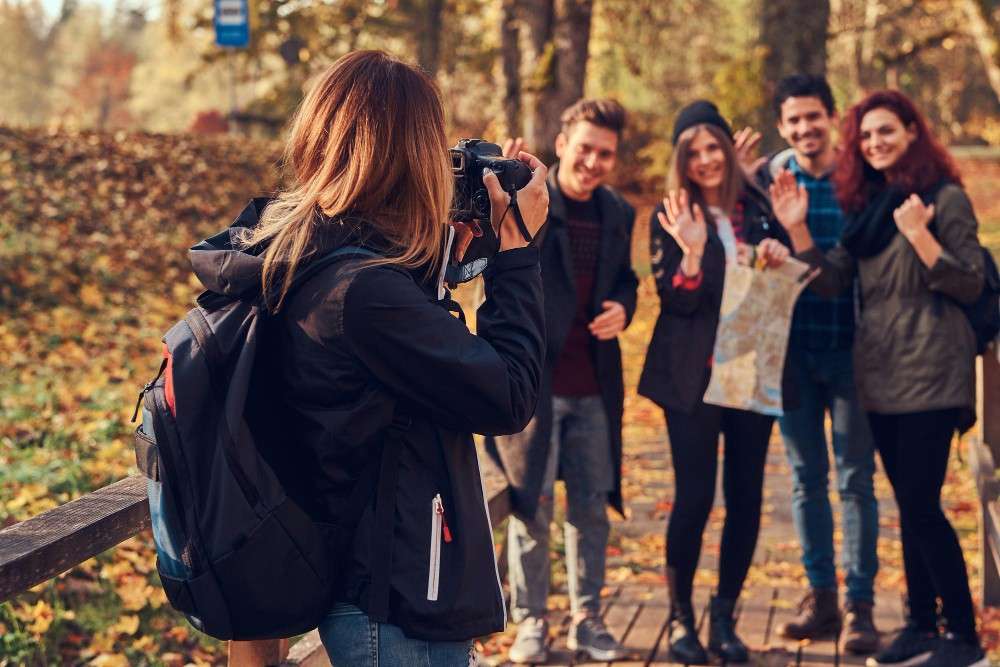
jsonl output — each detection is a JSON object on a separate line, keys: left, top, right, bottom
{"left": 868, "top": 408, "right": 977, "bottom": 641}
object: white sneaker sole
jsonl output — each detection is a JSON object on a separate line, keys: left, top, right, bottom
{"left": 865, "top": 651, "right": 932, "bottom": 667}
{"left": 566, "top": 638, "right": 628, "bottom": 662}
{"left": 507, "top": 650, "right": 547, "bottom": 665}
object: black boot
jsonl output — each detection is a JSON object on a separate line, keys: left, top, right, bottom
{"left": 708, "top": 596, "right": 749, "bottom": 663}
{"left": 666, "top": 568, "right": 709, "bottom": 664}
{"left": 668, "top": 601, "right": 709, "bottom": 664}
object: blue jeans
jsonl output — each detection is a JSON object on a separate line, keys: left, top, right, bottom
{"left": 318, "top": 603, "right": 474, "bottom": 667}
{"left": 778, "top": 346, "right": 878, "bottom": 602}
{"left": 508, "top": 395, "right": 612, "bottom": 620}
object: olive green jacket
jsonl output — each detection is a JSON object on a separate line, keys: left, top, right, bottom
{"left": 800, "top": 184, "right": 984, "bottom": 417}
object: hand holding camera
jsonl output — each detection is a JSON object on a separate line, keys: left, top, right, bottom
{"left": 484, "top": 151, "right": 548, "bottom": 251}
{"left": 446, "top": 139, "right": 549, "bottom": 285}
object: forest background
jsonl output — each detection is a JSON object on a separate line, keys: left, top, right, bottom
{"left": 2, "top": 0, "right": 1000, "bottom": 665}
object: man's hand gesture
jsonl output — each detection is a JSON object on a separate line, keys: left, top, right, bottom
{"left": 769, "top": 169, "right": 809, "bottom": 231}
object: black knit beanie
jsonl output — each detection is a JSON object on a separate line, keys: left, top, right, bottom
{"left": 671, "top": 100, "right": 733, "bottom": 145}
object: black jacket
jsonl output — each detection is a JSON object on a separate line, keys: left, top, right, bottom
{"left": 242, "top": 211, "right": 544, "bottom": 640}
{"left": 638, "top": 187, "right": 795, "bottom": 413}
{"left": 487, "top": 165, "right": 639, "bottom": 520}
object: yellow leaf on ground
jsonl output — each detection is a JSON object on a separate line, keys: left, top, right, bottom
{"left": 110, "top": 614, "right": 140, "bottom": 636}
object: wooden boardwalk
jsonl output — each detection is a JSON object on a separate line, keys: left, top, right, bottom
{"left": 488, "top": 423, "right": 907, "bottom": 666}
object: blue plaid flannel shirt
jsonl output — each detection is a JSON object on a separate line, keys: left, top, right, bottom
{"left": 788, "top": 156, "right": 855, "bottom": 350}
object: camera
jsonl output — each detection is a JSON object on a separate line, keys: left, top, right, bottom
{"left": 450, "top": 139, "right": 532, "bottom": 223}
{"left": 444, "top": 139, "right": 535, "bottom": 287}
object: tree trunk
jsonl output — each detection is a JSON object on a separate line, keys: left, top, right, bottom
{"left": 963, "top": 0, "right": 1000, "bottom": 107}
{"left": 759, "top": 0, "right": 831, "bottom": 149}
{"left": 415, "top": 0, "right": 445, "bottom": 78}
{"left": 520, "top": 0, "right": 593, "bottom": 163}
{"left": 500, "top": 0, "right": 522, "bottom": 138}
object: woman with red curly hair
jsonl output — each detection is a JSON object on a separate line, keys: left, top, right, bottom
{"left": 771, "top": 90, "right": 986, "bottom": 667}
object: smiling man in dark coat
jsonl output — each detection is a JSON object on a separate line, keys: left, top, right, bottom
{"left": 488, "top": 99, "right": 638, "bottom": 664}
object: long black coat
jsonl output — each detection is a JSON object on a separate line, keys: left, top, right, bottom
{"left": 486, "top": 166, "right": 639, "bottom": 521}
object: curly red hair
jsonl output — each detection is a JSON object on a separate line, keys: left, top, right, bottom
{"left": 833, "top": 89, "right": 962, "bottom": 213}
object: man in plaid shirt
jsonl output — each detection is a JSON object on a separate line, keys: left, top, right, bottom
{"left": 755, "top": 75, "right": 879, "bottom": 655}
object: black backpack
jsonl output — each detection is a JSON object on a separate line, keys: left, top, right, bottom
{"left": 131, "top": 243, "right": 399, "bottom": 640}
{"left": 965, "top": 246, "right": 1000, "bottom": 355}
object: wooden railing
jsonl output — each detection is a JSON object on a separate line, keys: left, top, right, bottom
{"left": 972, "top": 339, "right": 1000, "bottom": 606}
{"left": 0, "top": 446, "right": 511, "bottom": 666}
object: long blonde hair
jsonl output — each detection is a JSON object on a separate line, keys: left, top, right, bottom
{"left": 668, "top": 123, "right": 746, "bottom": 223}
{"left": 240, "top": 50, "right": 453, "bottom": 312}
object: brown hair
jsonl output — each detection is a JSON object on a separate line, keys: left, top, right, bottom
{"left": 560, "top": 98, "right": 627, "bottom": 137}
{"left": 237, "top": 50, "right": 452, "bottom": 312}
{"left": 668, "top": 123, "right": 746, "bottom": 219}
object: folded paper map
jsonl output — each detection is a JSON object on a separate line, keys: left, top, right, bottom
{"left": 703, "top": 257, "right": 817, "bottom": 416}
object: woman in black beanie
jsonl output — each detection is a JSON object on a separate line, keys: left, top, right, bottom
{"left": 638, "top": 100, "right": 792, "bottom": 664}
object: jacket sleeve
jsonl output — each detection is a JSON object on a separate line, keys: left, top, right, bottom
{"left": 342, "top": 247, "right": 545, "bottom": 436}
{"left": 606, "top": 201, "right": 639, "bottom": 327}
{"left": 797, "top": 243, "right": 856, "bottom": 299}
{"left": 650, "top": 204, "right": 716, "bottom": 315}
{"left": 924, "top": 185, "right": 984, "bottom": 304}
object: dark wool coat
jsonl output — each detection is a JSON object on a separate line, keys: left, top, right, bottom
{"left": 486, "top": 165, "right": 639, "bottom": 521}
{"left": 637, "top": 187, "right": 796, "bottom": 413}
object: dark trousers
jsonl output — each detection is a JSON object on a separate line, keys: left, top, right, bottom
{"left": 869, "top": 408, "right": 977, "bottom": 640}
{"left": 663, "top": 402, "right": 774, "bottom": 602}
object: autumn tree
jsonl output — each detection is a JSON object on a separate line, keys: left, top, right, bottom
{"left": 501, "top": 0, "right": 594, "bottom": 161}
{"left": 758, "top": 0, "right": 830, "bottom": 147}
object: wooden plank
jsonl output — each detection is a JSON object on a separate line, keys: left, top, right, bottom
{"left": 736, "top": 583, "right": 775, "bottom": 650}
{"left": 981, "top": 341, "right": 1000, "bottom": 462}
{"left": 0, "top": 476, "right": 149, "bottom": 602}
{"left": 281, "top": 630, "right": 331, "bottom": 667}
{"left": 613, "top": 601, "right": 669, "bottom": 666}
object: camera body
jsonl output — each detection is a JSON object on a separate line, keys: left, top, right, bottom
{"left": 450, "top": 139, "right": 532, "bottom": 222}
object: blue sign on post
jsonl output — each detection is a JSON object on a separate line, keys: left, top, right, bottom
{"left": 215, "top": 0, "right": 250, "bottom": 47}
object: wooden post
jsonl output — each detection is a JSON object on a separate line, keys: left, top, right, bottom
{"left": 980, "top": 341, "right": 1000, "bottom": 606}
{"left": 228, "top": 639, "right": 289, "bottom": 666}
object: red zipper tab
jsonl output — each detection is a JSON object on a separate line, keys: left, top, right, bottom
{"left": 434, "top": 494, "right": 453, "bottom": 543}
{"left": 442, "top": 516, "right": 452, "bottom": 543}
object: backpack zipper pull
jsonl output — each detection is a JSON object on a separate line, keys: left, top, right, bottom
{"left": 434, "top": 494, "right": 452, "bottom": 543}
{"left": 132, "top": 357, "right": 169, "bottom": 423}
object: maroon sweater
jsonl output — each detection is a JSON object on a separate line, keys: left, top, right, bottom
{"left": 552, "top": 194, "right": 602, "bottom": 396}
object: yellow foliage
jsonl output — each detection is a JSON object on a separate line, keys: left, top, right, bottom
{"left": 109, "top": 614, "right": 140, "bottom": 636}
{"left": 16, "top": 600, "right": 54, "bottom": 635}
{"left": 89, "top": 654, "right": 130, "bottom": 667}
{"left": 115, "top": 574, "right": 153, "bottom": 611}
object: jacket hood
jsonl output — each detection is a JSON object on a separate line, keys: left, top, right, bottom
{"left": 189, "top": 198, "right": 271, "bottom": 297}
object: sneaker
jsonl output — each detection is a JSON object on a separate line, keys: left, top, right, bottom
{"left": 865, "top": 623, "right": 938, "bottom": 667}
{"left": 567, "top": 614, "right": 628, "bottom": 661}
{"left": 921, "top": 633, "right": 988, "bottom": 667}
{"left": 508, "top": 616, "right": 548, "bottom": 664}
{"left": 842, "top": 600, "right": 879, "bottom": 654}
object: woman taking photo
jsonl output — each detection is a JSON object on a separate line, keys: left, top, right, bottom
{"left": 638, "top": 100, "right": 791, "bottom": 665}
{"left": 230, "top": 50, "right": 549, "bottom": 666}
{"left": 771, "top": 90, "right": 986, "bottom": 667}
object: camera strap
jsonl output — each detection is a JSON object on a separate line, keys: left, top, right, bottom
{"left": 507, "top": 189, "right": 534, "bottom": 244}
